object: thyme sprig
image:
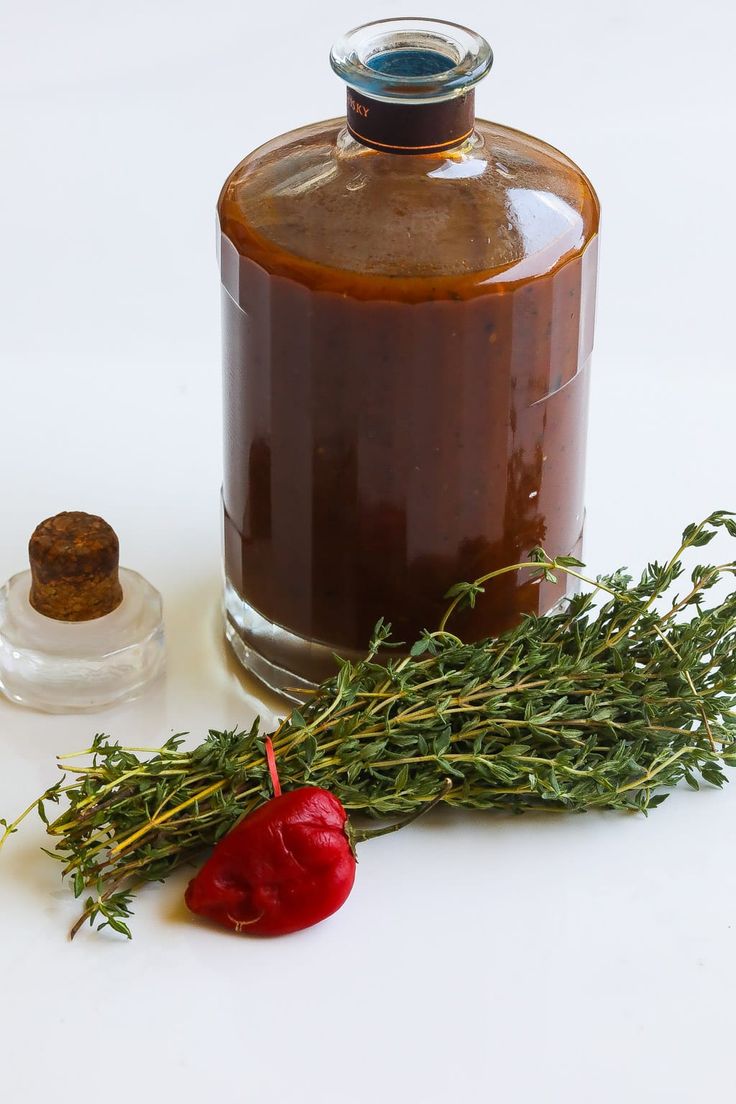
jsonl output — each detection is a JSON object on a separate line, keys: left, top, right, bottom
{"left": 3, "top": 511, "right": 736, "bottom": 939}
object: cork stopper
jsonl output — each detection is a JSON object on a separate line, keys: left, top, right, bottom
{"left": 29, "top": 512, "right": 124, "bottom": 622}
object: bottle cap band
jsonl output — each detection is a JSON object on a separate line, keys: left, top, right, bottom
{"left": 346, "top": 87, "right": 475, "bottom": 154}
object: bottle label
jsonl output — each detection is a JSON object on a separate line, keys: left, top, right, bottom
{"left": 346, "top": 88, "right": 475, "bottom": 154}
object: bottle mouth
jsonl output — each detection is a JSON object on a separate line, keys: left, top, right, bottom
{"left": 330, "top": 17, "right": 493, "bottom": 103}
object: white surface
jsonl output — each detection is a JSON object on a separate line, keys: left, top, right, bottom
{"left": 1, "top": 2, "right": 735, "bottom": 1101}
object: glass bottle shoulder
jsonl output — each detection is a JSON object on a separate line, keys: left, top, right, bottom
{"left": 218, "top": 118, "right": 600, "bottom": 299}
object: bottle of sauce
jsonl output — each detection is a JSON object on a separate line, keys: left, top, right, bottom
{"left": 219, "top": 18, "right": 600, "bottom": 697}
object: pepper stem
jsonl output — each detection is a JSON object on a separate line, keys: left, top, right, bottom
{"left": 352, "top": 778, "right": 452, "bottom": 843}
{"left": 264, "top": 736, "right": 282, "bottom": 798}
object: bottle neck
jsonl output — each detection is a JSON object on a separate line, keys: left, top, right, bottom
{"left": 345, "top": 87, "right": 475, "bottom": 155}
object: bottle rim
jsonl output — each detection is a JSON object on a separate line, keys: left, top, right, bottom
{"left": 330, "top": 17, "right": 493, "bottom": 103}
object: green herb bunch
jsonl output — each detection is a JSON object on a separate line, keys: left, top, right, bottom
{"left": 3, "top": 512, "right": 736, "bottom": 938}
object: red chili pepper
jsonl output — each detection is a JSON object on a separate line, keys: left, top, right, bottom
{"left": 185, "top": 738, "right": 450, "bottom": 937}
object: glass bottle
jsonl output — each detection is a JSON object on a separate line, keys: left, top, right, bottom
{"left": 219, "top": 18, "right": 600, "bottom": 698}
{"left": 0, "top": 512, "right": 165, "bottom": 713}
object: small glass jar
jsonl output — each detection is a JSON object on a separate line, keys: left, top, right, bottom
{"left": 219, "top": 18, "right": 600, "bottom": 697}
{"left": 0, "top": 513, "right": 165, "bottom": 713}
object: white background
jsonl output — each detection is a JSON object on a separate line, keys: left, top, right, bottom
{"left": 1, "top": 2, "right": 735, "bottom": 1101}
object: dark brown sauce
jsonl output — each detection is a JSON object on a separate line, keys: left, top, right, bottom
{"left": 220, "top": 219, "right": 597, "bottom": 667}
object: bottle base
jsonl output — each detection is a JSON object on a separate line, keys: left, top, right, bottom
{"left": 224, "top": 567, "right": 583, "bottom": 704}
{"left": 224, "top": 579, "right": 369, "bottom": 703}
{"left": 224, "top": 617, "right": 313, "bottom": 704}
{"left": 223, "top": 576, "right": 580, "bottom": 704}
